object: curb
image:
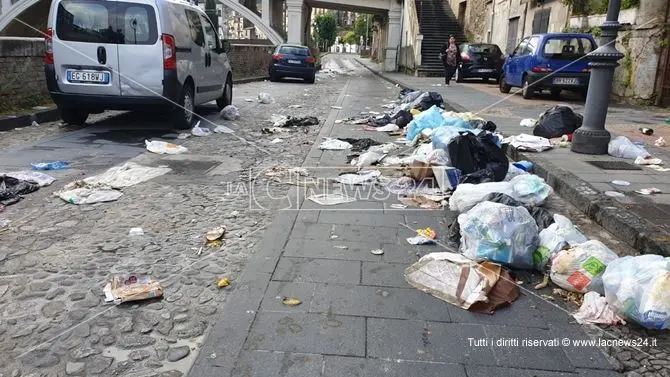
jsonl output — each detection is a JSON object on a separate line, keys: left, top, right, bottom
{"left": 353, "top": 59, "right": 670, "bottom": 257}
{"left": 0, "top": 108, "right": 60, "bottom": 132}
{"left": 234, "top": 75, "right": 269, "bottom": 84}
{"left": 504, "top": 146, "right": 670, "bottom": 257}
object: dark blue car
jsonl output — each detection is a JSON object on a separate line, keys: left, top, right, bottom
{"left": 499, "top": 33, "right": 598, "bottom": 100}
{"left": 269, "top": 44, "right": 316, "bottom": 84}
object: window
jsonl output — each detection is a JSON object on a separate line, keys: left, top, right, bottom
{"left": 532, "top": 9, "right": 550, "bottom": 34}
{"left": 278, "top": 46, "right": 310, "bottom": 56}
{"left": 200, "top": 14, "right": 219, "bottom": 50}
{"left": 542, "top": 37, "right": 595, "bottom": 60}
{"left": 512, "top": 38, "right": 529, "bottom": 56}
{"left": 119, "top": 4, "right": 157, "bottom": 45}
{"left": 56, "top": 0, "right": 115, "bottom": 43}
{"left": 526, "top": 36, "right": 540, "bottom": 55}
{"left": 468, "top": 44, "right": 502, "bottom": 55}
{"left": 185, "top": 9, "right": 204, "bottom": 47}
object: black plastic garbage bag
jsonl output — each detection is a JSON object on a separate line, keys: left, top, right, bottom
{"left": 371, "top": 115, "right": 392, "bottom": 127}
{"left": 448, "top": 132, "right": 509, "bottom": 184}
{"left": 469, "top": 119, "right": 497, "bottom": 132}
{"left": 0, "top": 176, "right": 40, "bottom": 205}
{"left": 400, "top": 90, "right": 422, "bottom": 104}
{"left": 533, "top": 105, "right": 583, "bottom": 138}
{"left": 283, "top": 116, "right": 319, "bottom": 127}
{"left": 447, "top": 192, "right": 554, "bottom": 245}
{"left": 415, "top": 92, "right": 445, "bottom": 111}
{"left": 338, "top": 138, "right": 381, "bottom": 152}
{"left": 391, "top": 110, "right": 413, "bottom": 129}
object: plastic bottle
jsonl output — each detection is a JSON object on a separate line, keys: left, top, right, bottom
{"left": 31, "top": 161, "right": 69, "bottom": 170}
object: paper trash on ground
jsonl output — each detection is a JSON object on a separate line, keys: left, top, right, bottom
{"left": 145, "top": 140, "right": 188, "bottom": 154}
{"left": 573, "top": 292, "right": 625, "bottom": 325}
{"left": 103, "top": 274, "right": 163, "bottom": 304}
{"left": 520, "top": 118, "right": 536, "bottom": 127}
{"left": 307, "top": 193, "right": 356, "bottom": 205}
{"left": 335, "top": 170, "right": 381, "bottom": 185}
{"left": 503, "top": 134, "right": 552, "bottom": 152}
{"left": 319, "top": 138, "right": 352, "bottom": 150}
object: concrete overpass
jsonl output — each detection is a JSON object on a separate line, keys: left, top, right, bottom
{"left": 0, "top": 0, "right": 403, "bottom": 71}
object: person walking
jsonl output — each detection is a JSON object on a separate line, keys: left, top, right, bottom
{"left": 440, "top": 35, "right": 459, "bottom": 85}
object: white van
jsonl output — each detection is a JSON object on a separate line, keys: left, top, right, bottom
{"left": 45, "top": 0, "right": 233, "bottom": 129}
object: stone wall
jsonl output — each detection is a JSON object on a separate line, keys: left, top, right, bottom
{"left": 0, "top": 38, "right": 274, "bottom": 112}
{"left": 0, "top": 37, "right": 48, "bottom": 112}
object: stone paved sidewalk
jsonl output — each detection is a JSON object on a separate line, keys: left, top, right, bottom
{"left": 356, "top": 58, "right": 670, "bottom": 257}
{"left": 189, "top": 60, "right": 620, "bottom": 377}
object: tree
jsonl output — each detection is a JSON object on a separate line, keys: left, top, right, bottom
{"left": 342, "top": 31, "right": 357, "bottom": 45}
{"left": 353, "top": 14, "right": 372, "bottom": 44}
{"left": 314, "top": 12, "right": 338, "bottom": 50}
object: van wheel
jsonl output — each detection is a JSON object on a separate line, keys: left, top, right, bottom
{"left": 174, "top": 84, "right": 195, "bottom": 130}
{"left": 522, "top": 76, "right": 534, "bottom": 99}
{"left": 216, "top": 77, "right": 233, "bottom": 110}
{"left": 60, "top": 108, "right": 89, "bottom": 126}
{"left": 499, "top": 75, "right": 511, "bottom": 93}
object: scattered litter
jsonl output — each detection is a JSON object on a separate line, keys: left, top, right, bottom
{"left": 213, "top": 124, "right": 235, "bottom": 134}
{"left": 0, "top": 176, "right": 40, "bottom": 207}
{"left": 608, "top": 136, "right": 650, "bottom": 159}
{"left": 449, "top": 174, "right": 552, "bottom": 213}
{"left": 503, "top": 134, "right": 552, "bottom": 152}
{"left": 611, "top": 180, "right": 630, "bottom": 186}
{"left": 405, "top": 252, "right": 519, "bottom": 313}
{"left": 177, "top": 133, "right": 190, "bottom": 139}
{"left": 333, "top": 245, "right": 349, "bottom": 250}
{"left": 351, "top": 151, "right": 386, "bottom": 170}
{"left": 0, "top": 171, "right": 54, "bottom": 187}
{"left": 535, "top": 214, "right": 588, "bottom": 270}
{"left": 319, "top": 138, "right": 351, "bottom": 150}
{"left": 636, "top": 188, "right": 661, "bottom": 195}
{"left": 655, "top": 137, "right": 666, "bottom": 147}
{"left": 103, "top": 274, "right": 163, "bottom": 304}
{"left": 31, "top": 161, "right": 69, "bottom": 170}
{"left": 217, "top": 278, "right": 230, "bottom": 288}
{"left": 603, "top": 254, "right": 670, "bottom": 329}
{"left": 270, "top": 138, "right": 283, "bottom": 144}
{"left": 244, "top": 98, "right": 254, "bottom": 102}
{"left": 258, "top": 93, "right": 274, "bottom": 104}
{"left": 534, "top": 274, "right": 550, "bottom": 290}
{"left": 338, "top": 138, "right": 381, "bottom": 152}
{"left": 57, "top": 187, "right": 123, "bottom": 205}
{"left": 634, "top": 156, "right": 663, "bottom": 165}
{"left": 335, "top": 170, "right": 381, "bottom": 185}
{"left": 331, "top": 106, "right": 343, "bottom": 109}
{"left": 648, "top": 165, "right": 670, "bottom": 172}
{"left": 280, "top": 116, "right": 319, "bottom": 128}
{"left": 390, "top": 204, "right": 408, "bottom": 209}
{"left": 282, "top": 297, "right": 302, "bottom": 306}
{"left": 407, "top": 227, "right": 437, "bottom": 245}
{"left": 520, "top": 118, "right": 536, "bottom": 127}
{"left": 129, "top": 228, "right": 144, "bottom": 236}
{"left": 261, "top": 126, "right": 288, "bottom": 134}
{"left": 205, "top": 226, "right": 226, "bottom": 247}
{"left": 370, "top": 249, "right": 384, "bottom": 255}
{"left": 288, "top": 104, "right": 303, "bottom": 109}
{"left": 31, "top": 121, "right": 39, "bottom": 127}
{"left": 145, "top": 140, "right": 188, "bottom": 154}
{"left": 330, "top": 235, "right": 338, "bottom": 240}
{"left": 459, "top": 201, "right": 539, "bottom": 269}
{"left": 604, "top": 191, "right": 625, "bottom": 198}
{"left": 550, "top": 240, "right": 618, "bottom": 294}
{"left": 399, "top": 196, "right": 443, "bottom": 209}
{"left": 191, "top": 121, "right": 212, "bottom": 137}
{"left": 307, "top": 193, "right": 355, "bottom": 206}
{"left": 373, "top": 124, "right": 400, "bottom": 132}
{"left": 533, "top": 105, "right": 583, "bottom": 139}
{"left": 335, "top": 119, "right": 343, "bottom": 124}
{"left": 573, "top": 292, "right": 625, "bottom": 325}
{"left": 220, "top": 105, "right": 240, "bottom": 120}
{"left": 639, "top": 127, "right": 654, "bottom": 136}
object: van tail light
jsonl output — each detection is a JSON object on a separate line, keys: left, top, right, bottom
{"left": 531, "top": 66, "right": 553, "bottom": 73}
{"left": 162, "top": 34, "right": 176, "bottom": 70}
{"left": 44, "top": 27, "right": 54, "bottom": 64}
{"left": 272, "top": 54, "right": 283, "bottom": 62}
{"left": 461, "top": 52, "right": 471, "bottom": 62}
{"left": 305, "top": 56, "right": 315, "bottom": 64}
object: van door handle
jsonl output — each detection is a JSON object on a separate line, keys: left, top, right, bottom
{"left": 97, "top": 46, "right": 106, "bottom": 65}
{"left": 205, "top": 52, "right": 210, "bottom": 67}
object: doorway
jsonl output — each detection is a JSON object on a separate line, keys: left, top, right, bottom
{"left": 458, "top": 1, "right": 467, "bottom": 26}
{"left": 507, "top": 17, "right": 519, "bottom": 55}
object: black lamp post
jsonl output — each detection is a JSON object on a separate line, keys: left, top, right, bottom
{"left": 571, "top": 0, "right": 624, "bottom": 154}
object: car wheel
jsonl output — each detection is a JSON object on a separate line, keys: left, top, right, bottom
{"left": 499, "top": 75, "right": 511, "bottom": 94}
{"left": 305, "top": 74, "right": 315, "bottom": 84}
{"left": 550, "top": 88, "right": 561, "bottom": 98}
{"left": 216, "top": 76, "right": 233, "bottom": 110}
{"left": 456, "top": 68, "right": 464, "bottom": 83}
{"left": 60, "top": 107, "right": 89, "bottom": 126}
{"left": 522, "top": 75, "right": 534, "bottom": 99}
{"left": 174, "top": 83, "right": 195, "bottom": 130}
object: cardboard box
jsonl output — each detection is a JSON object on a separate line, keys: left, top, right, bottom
{"left": 409, "top": 161, "right": 434, "bottom": 181}
{"left": 432, "top": 166, "right": 462, "bottom": 191}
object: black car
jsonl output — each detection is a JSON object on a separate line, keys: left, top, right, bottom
{"left": 456, "top": 43, "right": 505, "bottom": 83}
{"left": 269, "top": 44, "right": 317, "bottom": 84}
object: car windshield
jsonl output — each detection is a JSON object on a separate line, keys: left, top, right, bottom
{"left": 542, "top": 37, "right": 595, "bottom": 60}
{"left": 279, "top": 46, "right": 310, "bottom": 56}
{"left": 469, "top": 44, "right": 501, "bottom": 54}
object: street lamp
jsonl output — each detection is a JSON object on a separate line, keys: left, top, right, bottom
{"left": 571, "top": 0, "right": 624, "bottom": 155}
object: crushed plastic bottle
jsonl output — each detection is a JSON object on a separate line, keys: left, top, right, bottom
{"left": 31, "top": 161, "right": 69, "bottom": 170}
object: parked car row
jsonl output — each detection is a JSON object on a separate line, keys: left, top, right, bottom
{"left": 456, "top": 32, "right": 597, "bottom": 101}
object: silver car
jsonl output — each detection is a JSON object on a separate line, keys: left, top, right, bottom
{"left": 45, "top": 0, "right": 233, "bottom": 129}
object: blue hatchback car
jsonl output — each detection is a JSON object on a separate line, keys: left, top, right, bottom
{"left": 499, "top": 33, "right": 598, "bottom": 100}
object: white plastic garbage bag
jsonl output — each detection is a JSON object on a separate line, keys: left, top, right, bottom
{"left": 459, "top": 201, "right": 539, "bottom": 269}
{"left": 603, "top": 255, "right": 670, "bottom": 330}
{"left": 145, "top": 140, "right": 188, "bottom": 154}
{"left": 608, "top": 136, "right": 650, "bottom": 159}
{"left": 1, "top": 171, "right": 55, "bottom": 187}
{"left": 503, "top": 134, "right": 552, "bottom": 152}
{"left": 520, "top": 118, "right": 536, "bottom": 127}
{"left": 220, "top": 105, "right": 240, "bottom": 120}
{"left": 550, "top": 240, "right": 618, "bottom": 294}
{"left": 72, "top": 162, "right": 171, "bottom": 189}
{"left": 258, "top": 92, "right": 274, "bottom": 104}
{"left": 449, "top": 174, "right": 552, "bottom": 212}
{"left": 573, "top": 292, "right": 625, "bottom": 325}
{"left": 191, "top": 121, "right": 212, "bottom": 137}
{"left": 351, "top": 151, "right": 386, "bottom": 170}
{"left": 503, "top": 163, "right": 528, "bottom": 182}
{"left": 58, "top": 187, "right": 123, "bottom": 205}
{"left": 534, "top": 214, "right": 588, "bottom": 270}
{"left": 319, "top": 138, "right": 351, "bottom": 150}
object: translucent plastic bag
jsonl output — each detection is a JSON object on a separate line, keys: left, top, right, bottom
{"left": 258, "top": 92, "right": 274, "bottom": 104}
{"left": 1, "top": 171, "right": 55, "bottom": 187}
{"left": 459, "top": 201, "right": 539, "bottom": 269}
{"left": 608, "top": 136, "right": 650, "bottom": 159}
{"left": 534, "top": 214, "right": 588, "bottom": 270}
{"left": 449, "top": 174, "right": 552, "bottom": 212}
{"left": 220, "top": 105, "right": 240, "bottom": 120}
{"left": 550, "top": 240, "right": 618, "bottom": 294}
{"left": 603, "top": 255, "right": 670, "bottom": 330}
{"left": 145, "top": 140, "right": 188, "bottom": 154}
{"left": 405, "top": 106, "right": 471, "bottom": 141}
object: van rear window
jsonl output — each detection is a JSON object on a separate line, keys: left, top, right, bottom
{"left": 542, "top": 37, "right": 595, "bottom": 60}
{"left": 56, "top": 0, "right": 158, "bottom": 45}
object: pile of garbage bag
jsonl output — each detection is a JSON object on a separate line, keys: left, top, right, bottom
{"left": 533, "top": 105, "right": 583, "bottom": 139}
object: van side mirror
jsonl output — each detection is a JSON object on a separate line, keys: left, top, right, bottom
{"left": 219, "top": 40, "right": 232, "bottom": 53}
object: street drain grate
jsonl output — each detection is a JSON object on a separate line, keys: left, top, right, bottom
{"left": 586, "top": 161, "right": 642, "bottom": 171}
